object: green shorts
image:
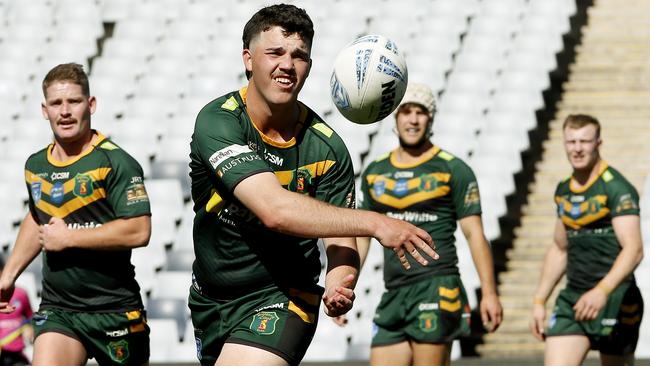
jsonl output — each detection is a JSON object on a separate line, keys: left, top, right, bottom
{"left": 32, "top": 308, "right": 150, "bottom": 365}
{"left": 546, "top": 282, "right": 644, "bottom": 355}
{"left": 372, "top": 275, "right": 471, "bottom": 346}
{"left": 188, "top": 284, "right": 321, "bottom": 366}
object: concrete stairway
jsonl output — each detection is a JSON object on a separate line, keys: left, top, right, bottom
{"left": 478, "top": 0, "right": 650, "bottom": 357}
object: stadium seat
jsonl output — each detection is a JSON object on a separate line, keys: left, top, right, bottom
{"left": 164, "top": 248, "right": 194, "bottom": 272}
{"left": 148, "top": 318, "right": 181, "bottom": 362}
{"left": 146, "top": 297, "right": 190, "bottom": 341}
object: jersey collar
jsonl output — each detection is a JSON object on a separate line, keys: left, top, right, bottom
{"left": 389, "top": 145, "right": 440, "bottom": 169}
{"left": 47, "top": 130, "right": 106, "bottom": 167}
{"left": 239, "top": 87, "right": 308, "bottom": 149}
{"left": 569, "top": 160, "right": 608, "bottom": 193}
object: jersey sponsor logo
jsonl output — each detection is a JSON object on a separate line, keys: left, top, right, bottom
{"left": 418, "top": 312, "right": 438, "bottom": 333}
{"left": 195, "top": 337, "right": 203, "bottom": 361}
{"left": 255, "top": 303, "right": 284, "bottom": 313}
{"left": 601, "top": 318, "right": 617, "bottom": 327}
{"left": 616, "top": 193, "right": 638, "bottom": 213}
{"left": 418, "top": 302, "right": 439, "bottom": 311}
{"left": 464, "top": 182, "right": 480, "bottom": 206}
{"left": 570, "top": 195, "right": 585, "bottom": 203}
{"left": 393, "top": 179, "right": 408, "bottom": 197}
{"left": 73, "top": 173, "right": 94, "bottom": 198}
{"left": 250, "top": 311, "right": 279, "bottom": 335}
{"left": 106, "top": 328, "right": 129, "bottom": 337}
{"left": 209, "top": 144, "right": 253, "bottom": 169}
{"left": 107, "top": 340, "right": 130, "bottom": 363}
{"left": 372, "top": 180, "right": 386, "bottom": 196}
{"left": 264, "top": 151, "right": 284, "bottom": 167}
{"left": 218, "top": 155, "right": 262, "bottom": 177}
{"left": 51, "top": 181, "right": 65, "bottom": 205}
{"left": 31, "top": 181, "right": 42, "bottom": 203}
{"left": 33, "top": 311, "right": 49, "bottom": 326}
{"left": 126, "top": 183, "right": 148, "bottom": 205}
{"left": 371, "top": 322, "right": 379, "bottom": 338}
{"left": 66, "top": 222, "right": 102, "bottom": 230}
{"left": 394, "top": 171, "right": 413, "bottom": 179}
{"left": 50, "top": 172, "right": 70, "bottom": 180}
{"left": 386, "top": 211, "right": 438, "bottom": 223}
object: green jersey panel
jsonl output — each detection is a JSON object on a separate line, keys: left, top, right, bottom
{"left": 24, "top": 133, "right": 150, "bottom": 311}
{"left": 189, "top": 88, "right": 356, "bottom": 298}
{"left": 554, "top": 163, "right": 639, "bottom": 290}
{"left": 359, "top": 146, "right": 481, "bottom": 289}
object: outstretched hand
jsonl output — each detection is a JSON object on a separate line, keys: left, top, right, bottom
{"left": 323, "top": 274, "right": 356, "bottom": 318}
{"left": 375, "top": 216, "right": 438, "bottom": 269}
{"left": 0, "top": 278, "right": 16, "bottom": 314}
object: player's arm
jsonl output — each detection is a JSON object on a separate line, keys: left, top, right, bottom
{"left": 530, "top": 218, "right": 568, "bottom": 340}
{"left": 355, "top": 237, "right": 372, "bottom": 268}
{"left": 234, "top": 172, "right": 437, "bottom": 269}
{"left": 573, "top": 214, "right": 643, "bottom": 322}
{"left": 0, "top": 212, "right": 42, "bottom": 312}
{"left": 40, "top": 215, "right": 151, "bottom": 251}
{"left": 322, "top": 237, "right": 360, "bottom": 318}
{"left": 459, "top": 215, "right": 503, "bottom": 332}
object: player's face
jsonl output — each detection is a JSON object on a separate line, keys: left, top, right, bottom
{"left": 243, "top": 26, "right": 311, "bottom": 106}
{"left": 42, "top": 81, "right": 95, "bottom": 144}
{"left": 396, "top": 104, "right": 431, "bottom": 148}
{"left": 563, "top": 124, "right": 601, "bottom": 171}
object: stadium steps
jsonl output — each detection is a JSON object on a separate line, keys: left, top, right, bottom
{"left": 478, "top": 0, "right": 650, "bottom": 358}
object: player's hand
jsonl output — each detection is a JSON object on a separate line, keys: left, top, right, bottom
{"left": 573, "top": 287, "right": 607, "bottom": 322}
{"left": 375, "top": 216, "right": 438, "bottom": 269}
{"left": 0, "top": 277, "right": 16, "bottom": 314}
{"left": 323, "top": 274, "right": 355, "bottom": 318}
{"left": 530, "top": 303, "right": 546, "bottom": 341}
{"left": 480, "top": 293, "right": 503, "bottom": 332}
{"left": 40, "top": 217, "right": 70, "bottom": 252}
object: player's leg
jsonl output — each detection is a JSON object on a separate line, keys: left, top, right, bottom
{"left": 544, "top": 335, "right": 590, "bottom": 366}
{"left": 411, "top": 341, "right": 451, "bottom": 366}
{"left": 31, "top": 332, "right": 87, "bottom": 366}
{"left": 215, "top": 343, "right": 288, "bottom": 366}
{"left": 370, "top": 342, "right": 412, "bottom": 366}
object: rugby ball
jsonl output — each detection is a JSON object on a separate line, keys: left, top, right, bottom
{"left": 330, "top": 34, "right": 408, "bottom": 124}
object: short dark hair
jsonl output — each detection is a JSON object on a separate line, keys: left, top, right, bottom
{"left": 563, "top": 114, "right": 601, "bottom": 138}
{"left": 242, "top": 3, "right": 314, "bottom": 79}
{"left": 42, "top": 63, "right": 90, "bottom": 97}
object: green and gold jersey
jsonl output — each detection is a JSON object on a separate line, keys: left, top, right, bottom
{"left": 554, "top": 162, "right": 639, "bottom": 291}
{"left": 189, "top": 87, "right": 355, "bottom": 298}
{"left": 359, "top": 146, "right": 481, "bottom": 289}
{"left": 24, "top": 132, "right": 150, "bottom": 312}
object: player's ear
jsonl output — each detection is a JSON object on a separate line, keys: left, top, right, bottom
{"left": 88, "top": 96, "right": 97, "bottom": 115}
{"left": 243, "top": 48, "right": 253, "bottom": 74}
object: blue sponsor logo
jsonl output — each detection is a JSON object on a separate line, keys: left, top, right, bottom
{"left": 330, "top": 73, "right": 350, "bottom": 109}
{"left": 570, "top": 203, "right": 581, "bottom": 219}
{"left": 371, "top": 322, "right": 379, "bottom": 338}
{"left": 373, "top": 180, "right": 386, "bottom": 197}
{"left": 31, "top": 181, "right": 42, "bottom": 203}
{"left": 51, "top": 181, "right": 65, "bottom": 205}
{"left": 394, "top": 179, "right": 409, "bottom": 197}
{"left": 195, "top": 337, "right": 202, "bottom": 360}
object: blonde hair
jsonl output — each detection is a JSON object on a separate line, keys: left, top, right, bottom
{"left": 563, "top": 114, "right": 601, "bottom": 138}
{"left": 42, "top": 63, "right": 90, "bottom": 97}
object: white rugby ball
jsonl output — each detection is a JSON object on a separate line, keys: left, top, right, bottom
{"left": 330, "top": 34, "right": 408, "bottom": 124}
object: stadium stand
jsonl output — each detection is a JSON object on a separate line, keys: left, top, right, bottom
{"left": 2, "top": 0, "right": 649, "bottom": 364}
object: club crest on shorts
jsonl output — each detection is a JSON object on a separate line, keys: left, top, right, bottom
{"left": 418, "top": 312, "right": 438, "bottom": 333}
{"left": 250, "top": 311, "right": 279, "bottom": 335}
{"left": 107, "top": 339, "right": 130, "bottom": 363}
